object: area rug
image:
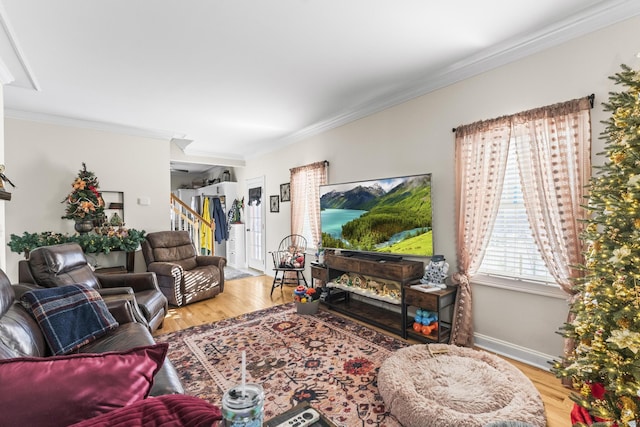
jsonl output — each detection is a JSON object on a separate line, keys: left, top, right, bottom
{"left": 224, "top": 265, "right": 259, "bottom": 281}
{"left": 155, "top": 303, "right": 408, "bottom": 426}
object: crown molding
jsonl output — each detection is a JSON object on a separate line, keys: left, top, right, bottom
{"left": 5, "top": 0, "right": 639, "bottom": 162}
{"left": 182, "top": 145, "right": 246, "bottom": 162}
{"left": 0, "top": 1, "right": 38, "bottom": 89}
{"left": 268, "top": 0, "right": 640, "bottom": 153}
{"left": 4, "top": 108, "right": 177, "bottom": 140}
{"left": 0, "top": 54, "right": 14, "bottom": 85}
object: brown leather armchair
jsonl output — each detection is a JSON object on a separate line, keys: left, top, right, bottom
{"left": 141, "top": 231, "right": 226, "bottom": 307}
{"left": 18, "top": 243, "right": 168, "bottom": 333}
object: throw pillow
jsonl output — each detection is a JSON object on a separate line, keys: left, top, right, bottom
{"left": 69, "top": 394, "right": 223, "bottom": 427}
{"left": 20, "top": 283, "right": 118, "bottom": 355}
{"left": 0, "top": 343, "right": 168, "bottom": 427}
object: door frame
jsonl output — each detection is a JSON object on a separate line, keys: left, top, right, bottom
{"left": 245, "top": 176, "right": 266, "bottom": 272}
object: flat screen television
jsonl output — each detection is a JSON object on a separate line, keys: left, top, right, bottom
{"left": 320, "top": 173, "right": 433, "bottom": 259}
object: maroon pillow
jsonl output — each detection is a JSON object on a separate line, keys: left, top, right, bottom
{"left": 69, "top": 394, "right": 223, "bottom": 427}
{"left": 0, "top": 343, "right": 168, "bottom": 427}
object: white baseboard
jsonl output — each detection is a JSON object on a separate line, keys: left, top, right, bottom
{"left": 473, "top": 333, "right": 558, "bottom": 371}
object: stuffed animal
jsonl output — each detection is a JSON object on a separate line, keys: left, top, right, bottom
{"left": 420, "top": 255, "right": 449, "bottom": 285}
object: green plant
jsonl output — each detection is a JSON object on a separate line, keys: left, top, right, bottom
{"left": 8, "top": 231, "right": 68, "bottom": 256}
{"left": 8, "top": 229, "right": 146, "bottom": 257}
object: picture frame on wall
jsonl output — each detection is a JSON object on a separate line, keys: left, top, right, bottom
{"left": 270, "top": 195, "right": 280, "bottom": 213}
{"left": 280, "top": 183, "right": 290, "bottom": 202}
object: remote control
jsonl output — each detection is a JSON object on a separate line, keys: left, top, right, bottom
{"left": 273, "top": 408, "right": 321, "bottom": 427}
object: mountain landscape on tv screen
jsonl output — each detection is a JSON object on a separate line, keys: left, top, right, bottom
{"left": 320, "top": 174, "right": 433, "bottom": 256}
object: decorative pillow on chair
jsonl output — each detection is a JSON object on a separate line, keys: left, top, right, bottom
{"left": 20, "top": 283, "right": 119, "bottom": 355}
{"left": 0, "top": 343, "right": 168, "bottom": 427}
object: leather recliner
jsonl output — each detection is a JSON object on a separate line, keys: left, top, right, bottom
{"left": 0, "top": 269, "right": 184, "bottom": 396}
{"left": 18, "top": 242, "right": 168, "bottom": 333}
{"left": 141, "top": 231, "right": 226, "bottom": 306}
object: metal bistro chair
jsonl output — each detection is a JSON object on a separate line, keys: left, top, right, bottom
{"left": 270, "top": 234, "right": 308, "bottom": 296}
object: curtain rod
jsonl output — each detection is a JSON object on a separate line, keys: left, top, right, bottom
{"left": 451, "top": 93, "right": 595, "bottom": 133}
{"left": 289, "top": 160, "right": 329, "bottom": 173}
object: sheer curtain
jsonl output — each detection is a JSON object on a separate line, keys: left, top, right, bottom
{"left": 453, "top": 117, "right": 512, "bottom": 347}
{"left": 512, "top": 97, "right": 591, "bottom": 358}
{"left": 290, "top": 161, "right": 328, "bottom": 246}
{"left": 512, "top": 98, "right": 591, "bottom": 291}
{"left": 452, "top": 96, "right": 591, "bottom": 349}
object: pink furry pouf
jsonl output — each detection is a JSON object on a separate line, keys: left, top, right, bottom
{"left": 377, "top": 344, "right": 545, "bottom": 427}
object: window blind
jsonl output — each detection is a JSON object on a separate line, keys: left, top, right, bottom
{"left": 478, "top": 142, "right": 556, "bottom": 284}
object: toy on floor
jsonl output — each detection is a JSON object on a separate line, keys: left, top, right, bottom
{"left": 412, "top": 308, "right": 439, "bottom": 336}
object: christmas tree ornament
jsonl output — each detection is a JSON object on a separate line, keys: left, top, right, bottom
{"left": 61, "top": 163, "right": 105, "bottom": 233}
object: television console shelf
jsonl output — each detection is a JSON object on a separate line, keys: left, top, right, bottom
{"left": 403, "top": 285, "right": 457, "bottom": 343}
{"left": 320, "top": 253, "right": 423, "bottom": 337}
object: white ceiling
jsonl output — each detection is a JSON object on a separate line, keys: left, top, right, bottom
{"left": 0, "top": 0, "right": 638, "bottom": 163}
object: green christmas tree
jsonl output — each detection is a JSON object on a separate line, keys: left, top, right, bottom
{"left": 552, "top": 64, "right": 640, "bottom": 426}
{"left": 61, "top": 162, "right": 105, "bottom": 222}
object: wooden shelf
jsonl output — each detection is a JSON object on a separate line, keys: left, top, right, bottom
{"left": 101, "top": 190, "right": 124, "bottom": 224}
{"left": 321, "top": 253, "right": 423, "bottom": 338}
{"left": 403, "top": 285, "right": 457, "bottom": 343}
{"left": 405, "top": 326, "right": 451, "bottom": 343}
{"left": 322, "top": 294, "right": 402, "bottom": 336}
{"left": 311, "top": 263, "right": 328, "bottom": 287}
{"left": 0, "top": 190, "right": 11, "bottom": 200}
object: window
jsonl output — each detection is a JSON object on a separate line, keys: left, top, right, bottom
{"left": 477, "top": 142, "right": 556, "bottom": 285}
{"left": 290, "top": 161, "right": 328, "bottom": 253}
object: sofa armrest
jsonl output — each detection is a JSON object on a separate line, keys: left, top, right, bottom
{"left": 195, "top": 256, "right": 226, "bottom": 292}
{"left": 11, "top": 283, "right": 44, "bottom": 299}
{"left": 96, "top": 272, "right": 161, "bottom": 293}
{"left": 104, "top": 298, "right": 137, "bottom": 324}
{"left": 96, "top": 288, "right": 149, "bottom": 328}
{"left": 196, "top": 255, "right": 226, "bottom": 270}
{"left": 18, "top": 260, "right": 37, "bottom": 285}
{"left": 146, "top": 262, "right": 184, "bottom": 278}
{"left": 96, "top": 286, "right": 135, "bottom": 296}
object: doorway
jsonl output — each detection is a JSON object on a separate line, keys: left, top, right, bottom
{"left": 245, "top": 176, "right": 266, "bottom": 272}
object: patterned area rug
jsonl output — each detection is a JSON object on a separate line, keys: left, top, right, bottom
{"left": 155, "top": 303, "right": 408, "bottom": 426}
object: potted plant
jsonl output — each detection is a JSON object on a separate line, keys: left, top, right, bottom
{"left": 61, "top": 163, "right": 105, "bottom": 233}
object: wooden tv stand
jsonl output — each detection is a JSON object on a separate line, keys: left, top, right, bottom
{"left": 321, "top": 253, "right": 423, "bottom": 336}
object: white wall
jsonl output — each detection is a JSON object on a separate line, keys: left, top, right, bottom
{"left": 238, "top": 16, "right": 640, "bottom": 368}
{"left": 4, "top": 119, "right": 171, "bottom": 280}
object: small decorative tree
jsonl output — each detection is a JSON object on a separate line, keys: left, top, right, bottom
{"left": 552, "top": 64, "right": 640, "bottom": 426}
{"left": 61, "top": 163, "right": 105, "bottom": 225}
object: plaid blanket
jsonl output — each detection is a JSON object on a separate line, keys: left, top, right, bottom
{"left": 21, "top": 284, "right": 118, "bottom": 355}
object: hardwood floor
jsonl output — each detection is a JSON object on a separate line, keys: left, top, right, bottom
{"left": 154, "top": 274, "right": 573, "bottom": 427}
